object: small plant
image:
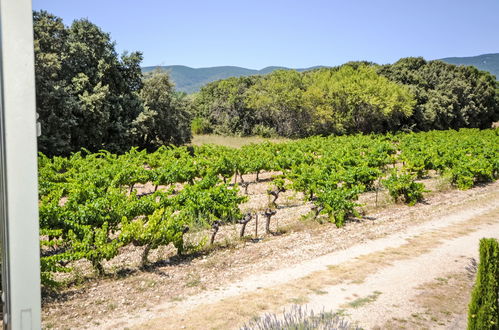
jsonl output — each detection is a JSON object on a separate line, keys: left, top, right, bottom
{"left": 448, "top": 159, "right": 494, "bottom": 190}
{"left": 382, "top": 172, "right": 425, "bottom": 206}
{"left": 347, "top": 291, "right": 382, "bottom": 308}
{"left": 240, "top": 305, "right": 360, "bottom": 330}
{"left": 312, "top": 185, "right": 363, "bottom": 227}
{"left": 120, "top": 208, "right": 189, "bottom": 268}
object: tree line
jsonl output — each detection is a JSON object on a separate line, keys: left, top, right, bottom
{"left": 192, "top": 60, "right": 499, "bottom": 137}
{"left": 34, "top": 11, "right": 499, "bottom": 156}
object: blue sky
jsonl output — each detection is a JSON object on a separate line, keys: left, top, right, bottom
{"left": 32, "top": 0, "right": 499, "bottom": 69}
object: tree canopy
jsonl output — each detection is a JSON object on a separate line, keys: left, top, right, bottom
{"left": 133, "top": 70, "right": 192, "bottom": 149}
{"left": 34, "top": 11, "right": 191, "bottom": 156}
{"left": 378, "top": 57, "right": 499, "bottom": 131}
{"left": 193, "top": 65, "right": 417, "bottom": 137}
{"left": 192, "top": 60, "right": 498, "bottom": 138}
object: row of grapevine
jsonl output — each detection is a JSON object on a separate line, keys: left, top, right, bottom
{"left": 38, "top": 128, "right": 499, "bottom": 287}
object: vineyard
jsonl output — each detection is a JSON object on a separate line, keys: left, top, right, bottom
{"left": 38, "top": 128, "right": 499, "bottom": 288}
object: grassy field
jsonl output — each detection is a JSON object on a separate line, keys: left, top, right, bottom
{"left": 190, "top": 134, "right": 289, "bottom": 148}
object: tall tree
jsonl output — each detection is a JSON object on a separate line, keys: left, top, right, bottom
{"left": 133, "top": 70, "right": 192, "bottom": 149}
{"left": 33, "top": 11, "right": 144, "bottom": 155}
{"left": 302, "top": 65, "right": 415, "bottom": 134}
{"left": 33, "top": 11, "right": 75, "bottom": 155}
{"left": 192, "top": 76, "right": 257, "bottom": 135}
{"left": 246, "top": 69, "right": 310, "bottom": 137}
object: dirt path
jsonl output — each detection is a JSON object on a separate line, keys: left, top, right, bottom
{"left": 305, "top": 209, "right": 498, "bottom": 329}
{"left": 98, "top": 191, "right": 499, "bottom": 329}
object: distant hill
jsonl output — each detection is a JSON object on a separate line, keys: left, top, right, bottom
{"left": 440, "top": 53, "right": 499, "bottom": 79}
{"left": 143, "top": 53, "right": 499, "bottom": 93}
{"left": 141, "top": 65, "right": 322, "bottom": 93}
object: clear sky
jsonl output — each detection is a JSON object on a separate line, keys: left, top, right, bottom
{"left": 32, "top": 0, "right": 499, "bottom": 69}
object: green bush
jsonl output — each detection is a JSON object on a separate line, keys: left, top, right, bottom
{"left": 382, "top": 172, "right": 425, "bottom": 206}
{"left": 191, "top": 117, "right": 213, "bottom": 134}
{"left": 252, "top": 124, "right": 277, "bottom": 138}
{"left": 468, "top": 238, "right": 499, "bottom": 330}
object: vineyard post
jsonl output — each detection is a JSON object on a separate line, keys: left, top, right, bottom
{"left": 0, "top": 0, "right": 42, "bottom": 328}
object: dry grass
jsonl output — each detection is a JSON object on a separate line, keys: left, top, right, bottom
{"left": 190, "top": 134, "right": 289, "bottom": 148}
{"left": 378, "top": 271, "right": 473, "bottom": 329}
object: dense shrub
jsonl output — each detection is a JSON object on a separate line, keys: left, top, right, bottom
{"left": 468, "top": 238, "right": 499, "bottom": 330}
{"left": 191, "top": 59, "right": 499, "bottom": 138}
{"left": 378, "top": 57, "right": 499, "bottom": 131}
{"left": 382, "top": 172, "right": 425, "bottom": 205}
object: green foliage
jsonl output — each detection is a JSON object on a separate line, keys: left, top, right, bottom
{"left": 378, "top": 57, "right": 499, "bottom": 131}
{"left": 120, "top": 208, "right": 188, "bottom": 266}
{"left": 192, "top": 65, "right": 416, "bottom": 138}
{"left": 192, "top": 76, "right": 258, "bottom": 136}
{"left": 313, "top": 184, "right": 363, "bottom": 227}
{"left": 468, "top": 238, "right": 499, "bottom": 330}
{"left": 191, "top": 117, "right": 213, "bottom": 134}
{"left": 397, "top": 129, "right": 499, "bottom": 190}
{"left": 448, "top": 159, "right": 495, "bottom": 190}
{"left": 382, "top": 172, "right": 425, "bottom": 206}
{"left": 270, "top": 176, "right": 287, "bottom": 192}
{"left": 33, "top": 11, "right": 190, "bottom": 156}
{"left": 246, "top": 69, "right": 310, "bottom": 137}
{"left": 133, "top": 70, "right": 192, "bottom": 149}
{"left": 302, "top": 65, "right": 415, "bottom": 134}
{"left": 192, "top": 57, "right": 498, "bottom": 138}
{"left": 67, "top": 222, "right": 120, "bottom": 275}
{"left": 33, "top": 11, "right": 145, "bottom": 155}
{"left": 175, "top": 174, "right": 247, "bottom": 226}
{"left": 37, "top": 128, "right": 499, "bottom": 288}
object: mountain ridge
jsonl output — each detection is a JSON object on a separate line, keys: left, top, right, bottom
{"left": 439, "top": 53, "right": 499, "bottom": 79}
{"left": 143, "top": 53, "right": 499, "bottom": 93}
{"left": 142, "top": 65, "right": 324, "bottom": 93}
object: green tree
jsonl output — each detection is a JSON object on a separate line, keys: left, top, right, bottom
{"left": 64, "top": 18, "right": 144, "bottom": 152}
{"left": 302, "top": 65, "right": 415, "bottom": 134}
{"left": 133, "top": 70, "right": 192, "bottom": 149}
{"left": 33, "top": 11, "right": 75, "bottom": 155}
{"left": 246, "top": 69, "right": 310, "bottom": 137}
{"left": 192, "top": 65, "right": 415, "bottom": 138}
{"left": 33, "top": 11, "right": 144, "bottom": 155}
{"left": 192, "top": 76, "right": 258, "bottom": 135}
{"left": 378, "top": 57, "right": 499, "bottom": 131}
